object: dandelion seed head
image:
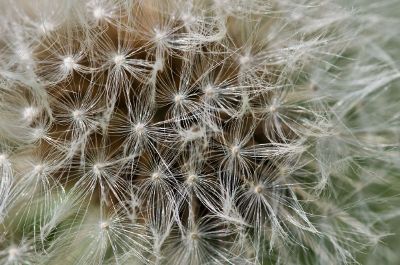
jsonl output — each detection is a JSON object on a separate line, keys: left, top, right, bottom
{"left": 93, "top": 163, "right": 104, "bottom": 175}
{"left": 22, "top": 106, "right": 38, "bottom": 122}
{"left": 254, "top": 184, "right": 263, "bottom": 194}
{"left": 269, "top": 104, "right": 277, "bottom": 113}
{"left": 239, "top": 55, "right": 251, "bottom": 66}
{"left": 0, "top": 1, "right": 398, "bottom": 264}
{"left": 72, "top": 109, "right": 85, "bottom": 121}
{"left": 62, "top": 56, "right": 76, "bottom": 71}
{"left": 92, "top": 7, "right": 106, "bottom": 20}
{"left": 151, "top": 171, "right": 161, "bottom": 181}
{"left": 231, "top": 145, "right": 240, "bottom": 156}
{"left": 153, "top": 28, "right": 167, "bottom": 42}
{"left": 133, "top": 122, "right": 146, "bottom": 135}
{"left": 33, "top": 163, "right": 44, "bottom": 174}
{"left": 99, "top": 221, "right": 109, "bottom": 230}
{"left": 190, "top": 232, "right": 199, "bottom": 240}
{"left": 204, "top": 84, "right": 216, "bottom": 99}
{"left": 173, "top": 93, "right": 185, "bottom": 103}
{"left": 113, "top": 54, "right": 125, "bottom": 66}
{"left": 31, "top": 127, "right": 46, "bottom": 141}
{"left": 186, "top": 174, "right": 198, "bottom": 185}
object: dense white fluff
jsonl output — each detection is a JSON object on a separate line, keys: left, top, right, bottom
{"left": 0, "top": 0, "right": 399, "bottom": 265}
{"left": 0, "top": 237, "right": 36, "bottom": 265}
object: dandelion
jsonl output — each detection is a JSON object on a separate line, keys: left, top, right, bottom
{"left": 0, "top": 0, "right": 399, "bottom": 264}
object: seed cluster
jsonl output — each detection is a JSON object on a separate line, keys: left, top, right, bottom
{"left": 1, "top": 0, "right": 399, "bottom": 264}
